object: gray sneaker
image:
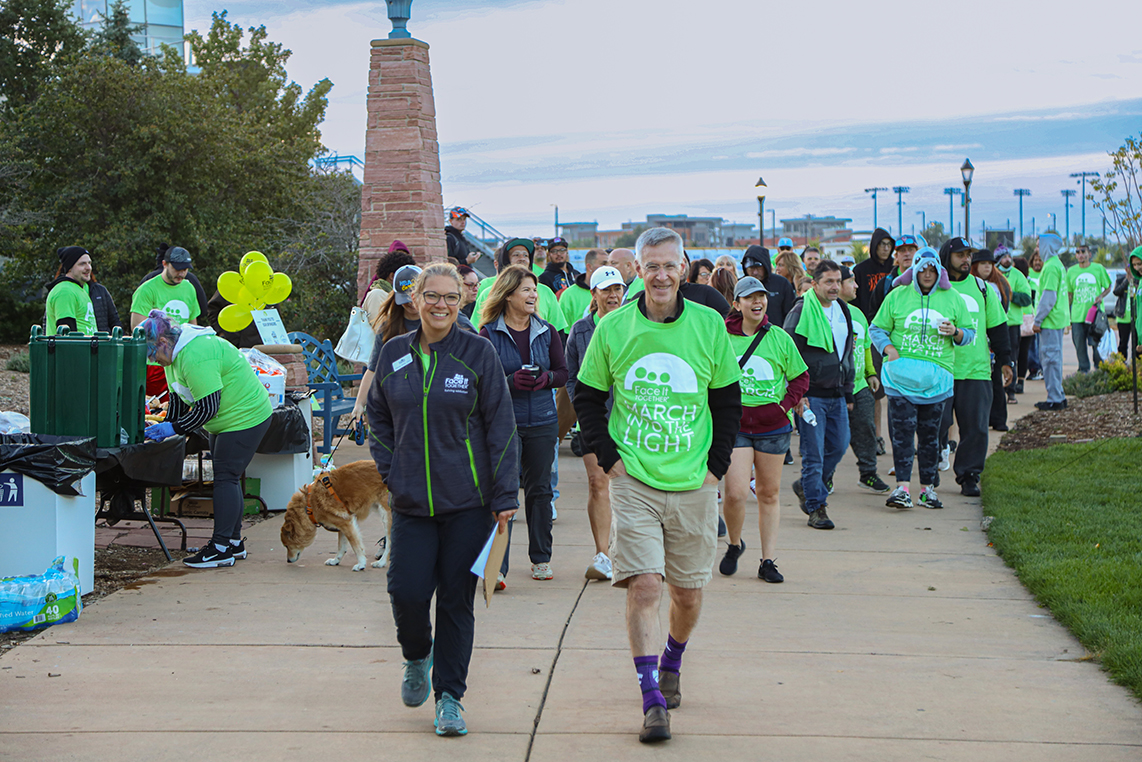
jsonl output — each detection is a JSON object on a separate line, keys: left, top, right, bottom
{"left": 401, "top": 646, "right": 433, "bottom": 707}
{"left": 886, "top": 486, "right": 913, "bottom": 510}
{"left": 658, "top": 669, "right": 681, "bottom": 709}
{"left": 806, "top": 507, "right": 834, "bottom": 530}
{"left": 434, "top": 692, "right": 467, "bottom": 736}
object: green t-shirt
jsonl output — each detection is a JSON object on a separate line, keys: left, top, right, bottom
{"left": 577, "top": 300, "right": 740, "bottom": 491}
{"left": 472, "top": 276, "right": 566, "bottom": 331}
{"left": 558, "top": 283, "right": 593, "bottom": 329}
{"left": 949, "top": 277, "right": 1007, "bottom": 380}
{"left": 131, "top": 276, "right": 201, "bottom": 326}
{"left": 1003, "top": 267, "right": 1032, "bottom": 327}
{"left": 872, "top": 283, "right": 972, "bottom": 373}
{"left": 1028, "top": 271, "right": 1041, "bottom": 310}
{"left": 1037, "top": 258, "right": 1070, "bottom": 330}
{"left": 627, "top": 277, "right": 645, "bottom": 296}
{"left": 45, "top": 280, "right": 96, "bottom": 334}
{"left": 849, "top": 308, "right": 872, "bottom": 394}
{"left": 727, "top": 325, "right": 806, "bottom": 408}
{"left": 1066, "top": 263, "right": 1111, "bottom": 323}
{"left": 165, "top": 333, "right": 273, "bottom": 435}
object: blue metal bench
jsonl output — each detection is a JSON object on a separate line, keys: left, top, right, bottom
{"left": 288, "top": 332, "right": 363, "bottom": 454}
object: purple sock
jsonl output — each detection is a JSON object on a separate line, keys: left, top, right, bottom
{"left": 634, "top": 655, "right": 665, "bottom": 712}
{"left": 659, "top": 634, "right": 687, "bottom": 674}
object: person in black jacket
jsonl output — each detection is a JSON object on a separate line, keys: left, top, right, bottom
{"left": 89, "top": 280, "right": 122, "bottom": 333}
{"left": 783, "top": 260, "right": 855, "bottom": 531}
{"left": 852, "top": 228, "right": 895, "bottom": 322}
{"left": 740, "top": 245, "right": 796, "bottom": 327}
{"left": 445, "top": 207, "right": 472, "bottom": 267}
{"left": 538, "top": 236, "right": 578, "bottom": 294}
{"left": 368, "top": 262, "right": 519, "bottom": 738}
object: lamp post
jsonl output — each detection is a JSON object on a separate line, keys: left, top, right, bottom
{"left": 1013, "top": 188, "right": 1031, "bottom": 240}
{"left": 893, "top": 186, "right": 910, "bottom": 237}
{"left": 864, "top": 187, "right": 888, "bottom": 230}
{"left": 944, "top": 187, "right": 962, "bottom": 239}
{"left": 1061, "top": 189, "right": 1076, "bottom": 242}
{"left": 960, "top": 159, "right": 974, "bottom": 244}
{"left": 1069, "top": 171, "right": 1100, "bottom": 239}
{"left": 385, "top": 0, "right": 414, "bottom": 38}
{"left": 755, "top": 177, "right": 767, "bottom": 246}
{"left": 770, "top": 210, "right": 775, "bottom": 247}
{"left": 916, "top": 210, "right": 925, "bottom": 232}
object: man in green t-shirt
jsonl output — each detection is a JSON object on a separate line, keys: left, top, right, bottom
{"left": 130, "top": 246, "right": 201, "bottom": 329}
{"left": 573, "top": 227, "right": 740, "bottom": 744}
{"left": 45, "top": 246, "right": 97, "bottom": 334}
{"left": 1032, "top": 234, "right": 1070, "bottom": 410}
{"left": 1066, "top": 244, "right": 1112, "bottom": 372}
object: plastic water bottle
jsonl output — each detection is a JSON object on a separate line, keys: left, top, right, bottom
{"left": 801, "top": 408, "right": 818, "bottom": 427}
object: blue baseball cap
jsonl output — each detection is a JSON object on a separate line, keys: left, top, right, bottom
{"left": 778, "top": 237, "right": 794, "bottom": 249}
{"left": 894, "top": 234, "right": 921, "bottom": 249}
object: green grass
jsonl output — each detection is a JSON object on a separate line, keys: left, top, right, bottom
{"left": 4, "top": 351, "right": 29, "bottom": 373}
{"left": 983, "top": 438, "right": 1142, "bottom": 699}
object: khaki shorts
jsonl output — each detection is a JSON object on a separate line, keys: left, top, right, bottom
{"left": 609, "top": 473, "right": 718, "bottom": 589}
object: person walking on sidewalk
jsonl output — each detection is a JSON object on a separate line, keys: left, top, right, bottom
{"left": 840, "top": 266, "right": 889, "bottom": 494}
{"left": 719, "top": 277, "right": 808, "bottom": 583}
{"left": 1033, "top": 234, "right": 1070, "bottom": 411}
{"left": 1026, "top": 249, "right": 1045, "bottom": 380}
{"left": 741, "top": 245, "right": 797, "bottom": 327}
{"left": 573, "top": 227, "right": 741, "bottom": 744}
{"left": 871, "top": 248, "right": 974, "bottom": 510}
{"left": 784, "top": 260, "right": 856, "bottom": 530}
{"left": 997, "top": 247, "right": 1034, "bottom": 394}
{"left": 368, "top": 263, "right": 520, "bottom": 737}
{"left": 971, "top": 250, "right": 1016, "bottom": 430}
{"left": 565, "top": 266, "right": 627, "bottom": 582}
{"left": 1066, "top": 244, "right": 1112, "bottom": 373}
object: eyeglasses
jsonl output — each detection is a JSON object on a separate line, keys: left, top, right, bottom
{"left": 641, "top": 263, "right": 681, "bottom": 276}
{"left": 421, "top": 291, "right": 461, "bottom": 306}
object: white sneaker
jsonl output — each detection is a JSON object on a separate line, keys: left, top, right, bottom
{"left": 551, "top": 504, "right": 558, "bottom": 521}
{"left": 585, "top": 552, "right": 612, "bottom": 581}
{"left": 888, "top": 465, "right": 896, "bottom": 476}
{"left": 938, "top": 446, "right": 951, "bottom": 471}
{"left": 531, "top": 562, "right": 553, "bottom": 580}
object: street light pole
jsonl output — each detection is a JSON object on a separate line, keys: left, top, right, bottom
{"left": 770, "top": 210, "right": 775, "bottom": 247}
{"left": 961, "top": 159, "right": 975, "bottom": 244}
{"left": 865, "top": 187, "right": 888, "bottom": 230}
{"left": 1014, "top": 189, "right": 1031, "bottom": 241}
{"left": 893, "top": 186, "right": 910, "bottom": 237}
{"left": 916, "top": 210, "right": 925, "bottom": 232}
{"left": 755, "top": 177, "right": 767, "bottom": 246}
{"left": 943, "top": 188, "right": 962, "bottom": 239}
{"left": 1061, "top": 189, "right": 1076, "bottom": 242}
{"left": 1069, "top": 171, "right": 1100, "bottom": 239}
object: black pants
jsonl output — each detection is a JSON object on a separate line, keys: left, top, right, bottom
{"left": 501, "top": 422, "right": 558, "bottom": 574}
{"left": 887, "top": 396, "right": 944, "bottom": 485}
{"left": 388, "top": 507, "right": 493, "bottom": 701}
{"left": 1119, "top": 321, "right": 1134, "bottom": 357}
{"left": 990, "top": 355, "right": 1009, "bottom": 430}
{"left": 939, "top": 378, "right": 991, "bottom": 483}
{"left": 1017, "top": 333, "right": 1032, "bottom": 379}
{"left": 849, "top": 387, "right": 878, "bottom": 477}
{"left": 208, "top": 416, "right": 271, "bottom": 546}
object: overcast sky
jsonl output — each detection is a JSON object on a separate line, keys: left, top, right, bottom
{"left": 187, "top": 0, "right": 1142, "bottom": 240}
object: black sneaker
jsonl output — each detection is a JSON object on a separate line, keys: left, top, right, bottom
{"left": 858, "top": 474, "right": 890, "bottom": 493}
{"left": 960, "top": 475, "right": 981, "bottom": 497}
{"left": 719, "top": 540, "right": 745, "bottom": 576}
{"left": 825, "top": 478, "right": 835, "bottom": 495}
{"left": 230, "top": 538, "right": 247, "bottom": 560}
{"left": 758, "top": 558, "right": 784, "bottom": 583}
{"left": 717, "top": 515, "right": 727, "bottom": 538}
{"left": 784, "top": 449, "right": 794, "bottom": 465}
{"left": 876, "top": 436, "right": 886, "bottom": 456}
{"left": 658, "top": 670, "right": 681, "bottom": 709}
{"left": 183, "top": 543, "right": 235, "bottom": 568}
{"left": 1035, "top": 400, "right": 1064, "bottom": 411}
{"left": 807, "top": 507, "right": 834, "bottom": 530}
{"left": 886, "top": 486, "right": 913, "bottom": 510}
{"left": 792, "top": 479, "right": 806, "bottom": 510}
{"left": 918, "top": 486, "right": 943, "bottom": 509}
{"left": 639, "top": 705, "right": 671, "bottom": 743}
{"left": 1014, "top": 380, "right": 1025, "bottom": 394}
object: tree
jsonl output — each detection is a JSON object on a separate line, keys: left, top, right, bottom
{"left": 921, "top": 221, "right": 949, "bottom": 250}
{"left": 0, "top": 0, "right": 86, "bottom": 114}
{"left": 614, "top": 225, "right": 645, "bottom": 248}
{"left": 849, "top": 241, "right": 868, "bottom": 263}
{"left": 1090, "top": 133, "right": 1142, "bottom": 257}
{"left": 88, "top": 0, "right": 143, "bottom": 66}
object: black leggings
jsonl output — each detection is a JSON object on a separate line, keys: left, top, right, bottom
{"left": 888, "top": 396, "right": 944, "bottom": 486}
{"left": 1119, "top": 321, "right": 1134, "bottom": 357}
{"left": 208, "top": 416, "right": 271, "bottom": 546}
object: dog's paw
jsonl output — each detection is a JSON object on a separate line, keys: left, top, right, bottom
{"left": 371, "top": 559, "right": 387, "bottom": 569}
{"left": 351, "top": 562, "right": 366, "bottom": 571}
{"left": 324, "top": 558, "right": 341, "bottom": 566}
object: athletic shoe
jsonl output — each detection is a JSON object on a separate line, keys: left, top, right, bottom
{"left": 858, "top": 474, "right": 890, "bottom": 493}
{"left": 658, "top": 670, "right": 681, "bottom": 709}
{"left": 825, "top": 478, "right": 835, "bottom": 495}
{"left": 758, "top": 558, "right": 784, "bottom": 583}
{"left": 717, "top": 515, "right": 727, "bottom": 538}
{"left": 495, "top": 573, "right": 506, "bottom": 592}
{"left": 230, "top": 537, "right": 247, "bottom": 560}
{"left": 719, "top": 540, "right": 745, "bottom": 576}
{"left": 1027, "top": 370, "right": 1044, "bottom": 381}
{"left": 401, "top": 647, "right": 433, "bottom": 707}
{"left": 960, "top": 475, "right": 981, "bottom": 497}
{"left": 639, "top": 705, "right": 671, "bottom": 743}
{"left": 1014, "top": 380, "right": 1025, "bottom": 393}
{"left": 749, "top": 478, "right": 756, "bottom": 495}
{"left": 585, "top": 552, "right": 612, "bottom": 581}
{"left": 551, "top": 505, "right": 557, "bottom": 521}
{"left": 1007, "top": 393, "right": 1018, "bottom": 404}
{"left": 918, "top": 486, "right": 943, "bottom": 509}
{"left": 183, "top": 543, "right": 235, "bottom": 568}
{"left": 784, "top": 450, "right": 794, "bottom": 465}
{"left": 792, "top": 479, "right": 806, "bottom": 510}
{"left": 888, "top": 465, "right": 896, "bottom": 476}
{"left": 434, "top": 692, "right": 467, "bottom": 736}
{"left": 806, "top": 507, "right": 834, "bottom": 530}
{"left": 886, "top": 487, "right": 912, "bottom": 510}
{"left": 531, "top": 562, "right": 553, "bottom": 580}
{"left": 938, "top": 446, "right": 951, "bottom": 471}
{"left": 1035, "top": 400, "right": 1067, "bottom": 411}
{"left": 876, "top": 436, "right": 886, "bottom": 456}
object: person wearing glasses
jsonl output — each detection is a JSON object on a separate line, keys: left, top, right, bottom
{"left": 139, "top": 310, "right": 272, "bottom": 569}
{"left": 368, "top": 262, "right": 520, "bottom": 738}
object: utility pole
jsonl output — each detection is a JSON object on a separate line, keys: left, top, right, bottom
{"left": 893, "top": 186, "right": 910, "bottom": 236}
{"left": 1061, "top": 189, "right": 1076, "bottom": 242}
{"left": 865, "top": 187, "right": 888, "bottom": 230}
{"left": 944, "top": 188, "right": 963, "bottom": 240}
{"left": 1069, "top": 171, "right": 1100, "bottom": 239}
{"left": 916, "top": 210, "right": 925, "bottom": 232}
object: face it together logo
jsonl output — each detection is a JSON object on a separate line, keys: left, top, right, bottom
{"left": 619, "top": 353, "right": 700, "bottom": 454}
{"left": 444, "top": 373, "right": 469, "bottom": 393}
{"left": 740, "top": 356, "right": 775, "bottom": 398}
{"left": 901, "top": 308, "right": 948, "bottom": 356}
{"left": 163, "top": 300, "right": 191, "bottom": 322}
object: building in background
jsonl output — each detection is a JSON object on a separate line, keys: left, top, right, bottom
{"left": 558, "top": 221, "right": 599, "bottom": 245}
{"left": 780, "top": 215, "right": 853, "bottom": 242}
{"left": 72, "top": 0, "right": 185, "bottom": 56}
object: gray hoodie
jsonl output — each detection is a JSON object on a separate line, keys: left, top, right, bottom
{"left": 1033, "top": 233, "right": 1064, "bottom": 325}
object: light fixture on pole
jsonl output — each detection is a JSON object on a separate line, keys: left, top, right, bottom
{"left": 1013, "top": 189, "right": 1031, "bottom": 240}
{"left": 770, "top": 210, "right": 775, "bottom": 248}
{"left": 755, "top": 177, "right": 767, "bottom": 246}
{"left": 1069, "top": 171, "right": 1100, "bottom": 239}
{"left": 386, "top": 0, "right": 414, "bottom": 38}
{"left": 864, "top": 187, "right": 888, "bottom": 230}
{"left": 1061, "top": 189, "right": 1076, "bottom": 243}
{"left": 892, "top": 186, "right": 910, "bottom": 237}
{"left": 960, "top": 159, "right": 974, "bottom": 244}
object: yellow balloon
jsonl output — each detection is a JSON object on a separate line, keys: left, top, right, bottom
{"left": 243, "top": 261, "right": 272, "bottom": 298}
{"left": 217, "top": 271, "right": 245, "bottom": 303}
{"left": 218, "top": 303, "right": 252, "bottom": 332}
{"left": 237, "top": 287, "right": 265, "bottom": 311}
{"left": 239, "top": 251, "right": 269, "bottom": 277}
{"left": 264, "top": 273, "right": 292, "bottom": 305}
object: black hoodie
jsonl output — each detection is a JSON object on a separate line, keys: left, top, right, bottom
{"left": 852, "top": 228, "right": 896, "bottom": 321}
{"left": 741, "top": 245, "right": 796, "bottom": 326}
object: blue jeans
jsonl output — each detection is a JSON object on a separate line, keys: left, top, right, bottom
{"left": 798, "top": 397, "right": 850, "bottom": 513}
{"left": 1027, "top": 334, "right": 1041, "bottom": 374}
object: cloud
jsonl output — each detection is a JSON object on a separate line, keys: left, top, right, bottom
{"left": 993, "top": 112, "right": 1091, "bottom": 122}
{"left": 933, "top": 143, "right": 984, "bottom": 152}
{"left": 1118, "top": 51, "right": 1142, "bottom": 64}
{"left": 745, "top": 147, "right": 855, "bottom": 159}
{"left": 880, "top": 147, "right": 919, "bottom": 154}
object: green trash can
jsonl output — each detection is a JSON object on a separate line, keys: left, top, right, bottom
{"left": 119, "top": 328, "right": 147, "bottom": 446}
{"left": 29, "top": 325, "right": 125, "bottom": 448}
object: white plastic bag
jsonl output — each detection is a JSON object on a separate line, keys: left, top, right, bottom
{"left": 0, "top": 412, "right": 31, "bottom": 434}
{"left": 335, "top": 306, "right": 373, "bottom": 364}
{"left": 1098, "top": 328, "right": 1117, "bottom": 362}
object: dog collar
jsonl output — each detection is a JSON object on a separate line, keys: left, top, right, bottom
{"left": 304, "top": 475, "right": 346, "bottom": 532}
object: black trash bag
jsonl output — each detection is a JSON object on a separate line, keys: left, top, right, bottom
{"left": 257, "top": 396, "right": 312, "bottom": 455}
{"left": 95, "top": 436, "right": 186, "bottom": 487}
{"left": 0, "top": 434, "right": 97, "bottom": 496}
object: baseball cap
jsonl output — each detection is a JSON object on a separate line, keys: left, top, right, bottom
{"left": 839, "top": 266, "right": 853, "bottom": 281}
{"left": 392, "top": 265, "right": 422, "bottom": 304}
{"left": 971, "top": 249, "right": 996, "bottom": 264}
{"left": 589, "top": 266, "right": 625, "bottom": 292}
{"left": 838, "top": 253, "right": 856, "bottom": 265}
{"left": 894, "top": 234, "right": 921, "bottom": 249}
{"left": 165, "top": 246, "right": 192, "bottom": 269}
{"left": 733, "top": 276, "right": 775, "bottom": 300}
{"left": 939, "top": 236, "right": 976, "bottom": 258}
{"left": 531, "top": 236, "right": 547, "bottom": 247}
{"left": 547, "top": 236, "right": 569, "bottom": 249}
{"left": 449, "top": 207, "right": 470, "bottom": 221}
{"left": 778, "top": 237, "right": 794, "bottom": 249}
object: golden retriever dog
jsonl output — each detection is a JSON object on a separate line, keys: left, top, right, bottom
{"left": 280, "top": 460, "right": 391, "bottom": 572}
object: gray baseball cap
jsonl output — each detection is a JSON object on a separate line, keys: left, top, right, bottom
{"left": 733, "top": 276, "right": 776, "bottom": 300}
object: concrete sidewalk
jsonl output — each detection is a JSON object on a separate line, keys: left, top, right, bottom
{"left": 3, "top": 369, "right": 1141, "bottom": 760}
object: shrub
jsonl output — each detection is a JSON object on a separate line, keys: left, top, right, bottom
{"left": 5, "top": 351, "right": 30, "bottom": 373}
{"left": 1062, "top": 368, "right": 1113, "bottom": 398}
{"left": 1099, "top": 353, "right": 1142, "bottom": 392}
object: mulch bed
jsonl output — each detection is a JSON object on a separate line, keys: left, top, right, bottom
{"left": 998, "top": 391, "right": 1142, "bottom": 452}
